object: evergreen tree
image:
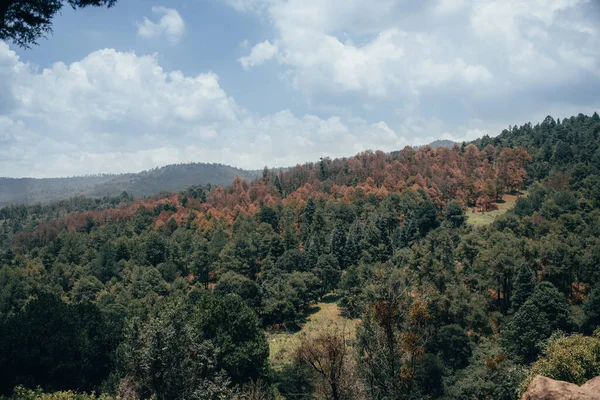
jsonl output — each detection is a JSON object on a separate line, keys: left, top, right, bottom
{"left": 583, "top": 287, "right": 600, "bottom": 334}
{"left": 510, "top": 264, "right": 536, "bottom": 313}
{"left": 304, "top": 198, "right": 316, "bottom": 227}
{"left": 331, "top": 222, "right": 348, "bottom": 268}
{"left": 503, "top": 282, "right": 574, "bottom": 363}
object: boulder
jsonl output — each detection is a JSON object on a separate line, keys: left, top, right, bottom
{"left": 521, "top": 375, "right": 600, "bottom": 400}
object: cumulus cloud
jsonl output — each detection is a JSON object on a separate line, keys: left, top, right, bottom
{"left": 238, "top": 40, "right": 278, "bottom": 69}
{"left": 2, "top": 0, "right": 599, "bottom": 177}
{"left": 137, "top": 6, "right": 185, "bottom": 44}
{"left": 0, "top": 42, "right": 417, "bottom": 177}
{"left": 232, "top": 0, "right": 600, "bottom": 109}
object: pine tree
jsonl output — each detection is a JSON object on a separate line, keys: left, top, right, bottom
{"left": 331, "top": 222, "right": 348, "bottom": 269}
{"left": 346, "top": 221, "right": 363, "bottom": 267}
{"left": 304, "top": 198, "right": 316, "bottom": 227}
{"left": 510, "top": 264, "right": 536, "bottom": 313}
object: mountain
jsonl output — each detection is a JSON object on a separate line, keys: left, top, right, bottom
{"left": 413, "top": 139, "right": 458, "bottom": 150}
{"left": 427, "top": 139, "right": 458, "bottom": 149}
{"left": 0, "top": 163, "right": 260, "bottom": 206}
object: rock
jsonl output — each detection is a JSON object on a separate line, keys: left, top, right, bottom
{"left": 581, "top": 376, "right": 600, "bottom": 393}
{"left": 521, "top": 375, "right": 600, "bottom": 400}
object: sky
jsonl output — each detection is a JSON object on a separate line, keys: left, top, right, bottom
{"left": 1, "top": 0, "right": 599, "bottom": 178}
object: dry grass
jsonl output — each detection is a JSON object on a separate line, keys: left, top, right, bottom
{"left": 466, "top": 191, "right": 527, "bottom": 227}
{"left": 268, "top": 294, "right": 360, "bottom": 368}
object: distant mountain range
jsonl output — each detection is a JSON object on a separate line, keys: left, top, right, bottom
{"left": 0, "top": 163, "right": 261, "bottom": 206}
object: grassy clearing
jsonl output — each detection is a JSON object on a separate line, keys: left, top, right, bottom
{"left": 268, "top": 294, "right": 360, "bottom": 367}
{"left": 466, "top": 191, "right": 526, "bottom": 227}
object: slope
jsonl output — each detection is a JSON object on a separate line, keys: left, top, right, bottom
{"left": 0, "top": 163, "right": 260, "bottom": 206}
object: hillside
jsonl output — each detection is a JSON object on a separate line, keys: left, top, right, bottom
{"left": 0, "top": 163, "right": 260, "bottom": 206}
{"left": 1, "top": 113, "right": 600, "bottom": 400}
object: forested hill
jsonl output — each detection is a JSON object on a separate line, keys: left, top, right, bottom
{"left": 1, "top": 113, "right": 600, "bottom": 400}
{"left": 472, "top": 112, "right": 600, "bottom": 181}
{"left": 0, "top": 163, "right": 261, "bottom": 206}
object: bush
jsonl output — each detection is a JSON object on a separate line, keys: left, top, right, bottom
{"left": 520, "top": 331, "right": 600, "bottom": 393}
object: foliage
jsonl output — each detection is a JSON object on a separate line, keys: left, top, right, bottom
{"left": 502, "top": 282, "right": 574, "bottom": 363}
{"left": 294, "top": 326, "right": 360, "bottom": 400}
{"left": 0, "top": 1, "right": 116, "bottom": 48}
{"left": 428, "top": 324, "right": 471, "bottom": 370}
{"left": 0, "top": 294, "right": 117, "bottom": 396}
{"left": 0, "top": 113, "right": 599, "bottom": 399}
{"left": 521, "top": 331, "right": 600, "bottom": 391}
{"left": 117, "top": 296, "right": 237, "bottom": 400}
{"left": 10, "top": 386, "right": 113, "bottom": 400}
{"left": 583, "top": 288, "right": 600, "bottom": 334}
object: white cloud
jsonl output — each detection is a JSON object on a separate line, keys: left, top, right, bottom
{"left": 137, "top": 6, "right": 185, "bottom": 45}
{"left": 0, "top": 42, "right": 418, "bottom": 177}
{"left": 238, "top": 40, "right": 278, "bottom": 69}
{"left": 2, "top": 0, "right": 600, "bottom": 177}
{"left": 231, "top": 0, "right": 598, "bottom": 103}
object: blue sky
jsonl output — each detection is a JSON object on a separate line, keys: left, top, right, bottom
{"left": 1, "top": 0, "right": 599, "bottom": 177}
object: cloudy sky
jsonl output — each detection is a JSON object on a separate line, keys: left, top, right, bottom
{"left": 1, "top": 0, "right": 599, "bottom": 177}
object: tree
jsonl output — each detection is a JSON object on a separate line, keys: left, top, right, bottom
{"left": 304, "top": 198, "right": 316, "bottom": 227}
{"left": 1, "top": 1, "right": 117, "bottom": 48}
{"left": 294, "top": 327, "right": 359, "bottom": 400}
{"left": 194, "top": 294, "right": 270, "bottom": 382}
{"left": 445, "top": 338, "right": 523, "bottom": 400}
{"left": 315, "top": 254, "right": 341, "bottom": 297}
{"left": 412, "top": 354, "right": 444, "bottom": 398}
{"left": 0, "top": 294, "right": 115, "bottom": 395}
{"left": 444, "top": 200, "right": 466, "bottom": 228}
{"left": 355, "top": 265, "right": 430, "bottom": 399}
{"left": 118, "top": 297, "right": 235, "bottom": 400}
{"left": 583, "top": 288, "right": 600, "bottom": 334}
{"left": 428, "top": 324, "right": 471, "bottom": 370}
{"left": 258, "top": 206, "right": 278, "bottom": 232}
{"left": 502, "top": 282, "right": 574, "bottom": 363}
{"left": 93, "top": 243, "right": 118, "bottom": 283}
{"left": 416, "top": 200, "right": 439, "bottom": 236}
{"left": 214, "top": 271, "right": 261, "bottom": 309}
{"left": 331, "top": 222, "right": 349, "bottom": 269}
{"left": 510, "top": 264, "right": 536, "bottom": 313}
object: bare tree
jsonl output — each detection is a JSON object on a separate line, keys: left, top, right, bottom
{"left": 295, "top": 325, "right": 362, "bottom": 400}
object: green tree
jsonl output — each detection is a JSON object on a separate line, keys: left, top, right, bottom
{"left": 93, "top": 243, "right": 118, "bottom": 283}
{"left": 413, "top": 354, "right": 444, "bottom": 398}
{"left": 194, "top": 294, "right": 270, "bottom": 382}
{"left": 0, "top": 294, "right": 115, "bottom": 395}
{"left": 510, "top": 264, "right": 536, "bottom": 313}
{"left": 315, "top": 254, "right": 341, "bottom": 297}
{"left": 331, "top": 222, "right": 349, "bottom": 269}
{"left": 444, "top": 200, "right": 466, "bottom": 228}
{"left": 503, "top": 282, "right": 574, "bottom": 363}
{"left": 428, "top": 324, "right": 471, "bottom": 370}
{"left": 1, "top": 1, "right": 117, "bottom": 48}
{"left": 583, "top": 288, "right": 600, "bottom": 334}
{"left": 214, "top": 271, "right": 261, "bottom": 309}
{"left": 258, "top": 206, "right": 279, "bottom": 232}
{"left": 119, "top": 297, "right": 235, "bottom": 400}
{"left": 304, "top": 198, "right": 317, "bottom": 227}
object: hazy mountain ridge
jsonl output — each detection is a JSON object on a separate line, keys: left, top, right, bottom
{"left": 413, "top": 139, "right": 458, "bottom": 150}
{"left": 0, "top": 163, "right": 261, "bottom": 206}
{"left": 0, "top": 140, "right": 457, "bottom": 206}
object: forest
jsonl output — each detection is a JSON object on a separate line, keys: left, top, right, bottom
{"left": 0, "top": 112, "right": 599, "bottom": 400}
{"left": 0, "top": 163, "right": 261, "bottom": 206}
